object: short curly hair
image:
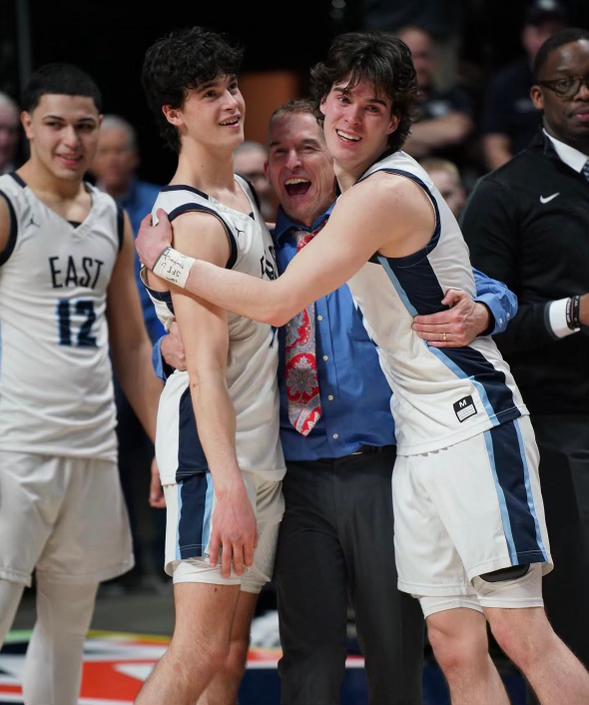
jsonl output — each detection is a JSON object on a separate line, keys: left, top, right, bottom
{"left": 310, "top": 31, "right": 419, "bottom": 153}
{"left": 142, "top": 26, "right": 243, "bottom": 153}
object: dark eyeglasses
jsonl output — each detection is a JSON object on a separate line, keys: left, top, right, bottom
{"left": 537, "top": 74, "right": 589, "bottom": 99}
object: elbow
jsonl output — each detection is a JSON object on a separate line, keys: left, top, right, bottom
{"left": 260, "top": 284, "right": 303, "bottom": 327}
{"left": 265, "top": 299, "right": 304, "bottom": 328}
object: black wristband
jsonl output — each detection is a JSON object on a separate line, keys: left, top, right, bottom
{"left": 566, "top": 295, "right": 582, "bottom": 330}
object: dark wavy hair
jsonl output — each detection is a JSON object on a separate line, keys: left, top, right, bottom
{"left": 533, "top": 27, "right": 589, "bottom": 79}
{"left": 142, "top": 26, "right": 243, "bottom": 153}
{"left": 22, "top": 63, "right": 102, "bottom": 113}
{"left": 310, "top": 31, "right": 419, "bottom": 152}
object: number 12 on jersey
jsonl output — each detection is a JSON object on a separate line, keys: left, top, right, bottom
{"left": 56, "top": 299, "right": 97, "bottom": 348}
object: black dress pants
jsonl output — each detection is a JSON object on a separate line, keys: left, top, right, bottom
{"left": 275, "top": 448, "right": 424, "bottom": 705}
{"left": 531, "top": 415, "right": 589, "bottom": 665}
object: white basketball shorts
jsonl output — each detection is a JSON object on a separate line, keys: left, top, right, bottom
{"left": 163, "top": 471, "right": 284, "bottom": 593}
{"left": 0, "top": 451, "right": 134, "bottom": 586}
{"left": 393, "top": 416, "right": 552, "bottom": 600}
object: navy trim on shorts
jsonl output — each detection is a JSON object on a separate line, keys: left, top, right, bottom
{"left": 0, "top": 190, "right": 17, "bottom": 266}
{"left": 178, "top": 474, "right": 210, "bottom": 559}
{"left": 176, "top": 386, "right": 210, "bottom": 481}
{"left": 485, "top": 420, "right": 549, "bottom": 566}
{"left": 167, "top": 204, "right": 238, "bottom": 270}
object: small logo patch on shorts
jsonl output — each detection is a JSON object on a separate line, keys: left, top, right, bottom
{"left": 453, "top": 395, "right": 477, "bottom": 422}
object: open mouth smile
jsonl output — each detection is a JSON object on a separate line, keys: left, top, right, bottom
{"left": 284, "top": 177, "right": 311, "bottom": 196}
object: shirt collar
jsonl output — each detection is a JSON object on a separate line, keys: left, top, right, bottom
{"left": 543, "top": 129, "right": 589, "bottom": 173}
{"left": 273, "top": 203, "right": 335, "bottom": 244}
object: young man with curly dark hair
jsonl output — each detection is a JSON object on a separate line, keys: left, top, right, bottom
{"left": 135, "top": 26, "right": 285, "bottom": 705}
{"left": 138, "top": 31, "right": 589, "bottom": 704}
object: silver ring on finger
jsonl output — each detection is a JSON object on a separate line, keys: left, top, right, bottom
{"left": 442, "top": 332, "right": 447, "bottom": 342}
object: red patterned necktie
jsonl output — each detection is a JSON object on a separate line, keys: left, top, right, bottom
{"left": 285, "top": 227, "right": 324, "bottom": 436}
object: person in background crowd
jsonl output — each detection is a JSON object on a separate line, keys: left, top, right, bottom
{"left": 0, "top": 92, "right": 20, "bottom": 175}
{"left": 397, "top": 25, "right": 474, "bottom": 165}
{"left": 462, "top": 27, "right": 589, "bottom": 698}
{"left": 234, "top": 140, "right": 277, "bottom": 222}
{"left": 481, "top": 0, "right": 567, "bottom": 171}
{"left": 420, "top": 156, "right": 467, "bottom": 218}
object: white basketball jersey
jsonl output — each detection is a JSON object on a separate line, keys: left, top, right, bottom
{"left": 144, "top": 176, "right": 285, "bottom": 484}
{"left": 0, "top": 173, "right": 121, "bottom": 460}
{"left": 347, "top": 152, "right": 528, "bottom": 455}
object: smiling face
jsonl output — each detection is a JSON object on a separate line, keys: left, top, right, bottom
{"left": 21, "top": 93, "right": 101, "bottom": 182}
{"left": 320, "top": 79, "right": 398, "bottom": 180}
{"left": 531, "top": 39, "right": 589, "bottom": 152}
{"left": 266, "top": 111, "right": 337, "bottom": 227}
{"left": 164, "top": 74, "right": 245, "bottom": 152}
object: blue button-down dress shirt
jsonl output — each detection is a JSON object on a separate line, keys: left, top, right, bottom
{"left": 272, "top": 206, "right": 518, "bottom": 462}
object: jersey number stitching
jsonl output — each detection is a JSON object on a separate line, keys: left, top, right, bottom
{"left": 57, "top": 299, "right": 97, "bottom": 348}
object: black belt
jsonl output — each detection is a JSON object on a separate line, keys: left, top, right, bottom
{"left": 351, "top": 445, "right": 391, "bottom": 456}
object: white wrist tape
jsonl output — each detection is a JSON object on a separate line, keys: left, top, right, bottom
{"left": 152, "top": 247, "right": 196, "bottom": 289}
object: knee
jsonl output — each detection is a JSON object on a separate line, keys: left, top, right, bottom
{"left": 169, "top": 633, "right": 230, "bottom": 678}
{"left": 487, "top": 609, "right": 551, "bottom": 670}
{"left": 223, "top": 634, "right": 249, "bottom": 680}
{"left": 427, "top": 616, "right": 488, "bottom": 677}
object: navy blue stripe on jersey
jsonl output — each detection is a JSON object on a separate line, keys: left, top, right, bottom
{"left": 116, "top": 205, "right": 124, "bottom": 253}
{"left": 177, "top": 474, "right": 213, "bottom": 559}
{"left": 484, "top": 419, "right": 549, "bottom": 566}
{"left": 360, "top": 168, "right": 442, "bottom": 252}
{"left": 176, "top": 386, "right": 210, "bottom": 481}
{"left": 167, "top": 204, "right": 238, "bottom": 270}
{"left": 141, "top": 272, "right": 174, "bottom": 315}
{"left": 378, "top": 256, "right": 519, "bottom": 422}
{"left": 9, "top": 172, "right": 25, "bottom": 188}
{"left": 161, "top": 184, "right": 209, "bottom": 200}
{"left": 238, "top": 175, "right": 261, "bottom": 213}
{"left": 0, "top": 189, "right": 17, "bottom": 266}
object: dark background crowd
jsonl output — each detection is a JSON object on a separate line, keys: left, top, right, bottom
{"left": 2, "top": 0, "right": 588, "bottom": 186}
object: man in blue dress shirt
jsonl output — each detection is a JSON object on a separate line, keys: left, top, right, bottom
{"left": 265, "top": 99, "right": 517, "bottom": 705}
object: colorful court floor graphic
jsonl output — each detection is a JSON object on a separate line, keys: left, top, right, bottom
{"left": 0, "top": 630, "right": 527, "bottom": 704}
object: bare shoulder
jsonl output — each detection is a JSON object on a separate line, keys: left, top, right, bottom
{"left": 172, "top": 210, "right": 231, "bottom": 266}
{"left": 337, "top": 170, "right": 433, "bottom": 221}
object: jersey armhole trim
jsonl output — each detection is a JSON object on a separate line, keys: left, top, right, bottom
{"left": 9, "top": 172, "right": 26, "bottom": 188}
{"left": 236, "top": 174, "right": 261, "bottom": 214}
{"left": 0, "top": 189, "right": 18, "bottom": 266}
{"left": 167, "top": 204, "right": 238, "bottom": 269}
{"left": 116, "top": 205, "right": 125, "bottom": 253}
{"left": 363, "top": 168, "right": 441, "bottom": 266}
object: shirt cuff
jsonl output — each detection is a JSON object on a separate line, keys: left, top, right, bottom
{"left": 474, "top": 292, "right": 510, "bottom": 335}
{"left": 548, "top": 298, "right": 579, "bottom": 339}
{"left": 151, "top": 336, "right": 167, "bottom": 381}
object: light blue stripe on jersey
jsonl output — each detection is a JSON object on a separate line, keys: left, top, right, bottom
{"left": 484, "top": 429, "right": 518, "bottom": 564}
{"left": 514, "top": 419, "right": 549, "bottom": 561}
{"left": 378, "top": 256, "right": 418, "bottom": 316}
{"left": 378, "top": 255, "right": 500, "bottom": 423}
{"left": 428, "top": 348, "right": 499, "bottom": 425}
{"left": 202, "top": 474, "right": 214, "bottom": 557}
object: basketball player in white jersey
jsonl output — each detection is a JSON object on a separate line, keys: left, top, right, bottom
{"left": 134, "top": 27, "right": 284, "bottom": 705}
{"left": 138, "top": 32, "right": 589, "bottom": 705}
{"left": 0, "top": 64, "right": 162, "bottom": 704}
